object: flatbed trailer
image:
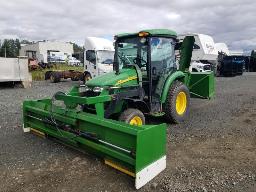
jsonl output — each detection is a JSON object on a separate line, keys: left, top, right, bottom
{"left": 45, "top": 70, "right": 83, "bottom": 83}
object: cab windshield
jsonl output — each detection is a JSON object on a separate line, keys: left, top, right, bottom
{"left": 115, "top": 36, "right": 176, "bottom": 73}
{"left": 116, "top": 37, "right": 148, "bottom": 68}
{"left": 97, "top": 50, "right": 114, "bottom": 64}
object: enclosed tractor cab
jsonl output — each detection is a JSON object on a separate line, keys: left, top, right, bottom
{"left": 23, "top": 29, "right": 214, "bottom": 189}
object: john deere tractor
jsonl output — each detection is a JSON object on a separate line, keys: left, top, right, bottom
{"left": 23, "top": 29, "right": 214, "bottom": 189}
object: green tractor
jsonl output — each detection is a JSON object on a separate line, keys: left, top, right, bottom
{"left": 23, "top": 29, "right": 214, "bottom": 189}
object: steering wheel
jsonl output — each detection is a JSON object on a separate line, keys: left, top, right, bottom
{"left": 133, "top": 57, "right": 147, "bottom": 67}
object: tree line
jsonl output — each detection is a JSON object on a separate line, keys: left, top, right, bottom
{"left": 0, "top": 39, "right": 22, "bottom": 58}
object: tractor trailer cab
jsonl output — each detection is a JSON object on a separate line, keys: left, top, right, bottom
{"left": 84, "top": 37, "right": 114, "bottom": 81}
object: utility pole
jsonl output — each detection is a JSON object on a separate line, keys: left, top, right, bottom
{"left": 4, "top": 47, "right": 6, "bottom": 58}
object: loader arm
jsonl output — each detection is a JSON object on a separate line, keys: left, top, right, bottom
{"left": 178, "top": 36, "right": 215, "bottom": 99}
{"left": 179, "top": 36, "right": 195, "bottom": 72}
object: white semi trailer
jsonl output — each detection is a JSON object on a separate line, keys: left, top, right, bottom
{"left": 83, "top": 37, "right": 114, "bottom": 81}
{"left": 178, "top": 33, "right": 218, "bottom": 72}
{"left": 215, "top": 43, "right": 230, "bottom": 55}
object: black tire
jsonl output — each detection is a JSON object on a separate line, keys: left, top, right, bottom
{"left": 119, "top": 108, "right": 145, "bottom": 126}
{"left": 45, "top": 71, "right": 53, "bottom": 80}
{"left": 50, "top": 72, "right": 61, "bottom": 83}
{"left": 14, "top": 82, "right": 24, "bottom": 88}
{"left": 71, "top": 77, "right": 79, "bottom": 81}
{"left": 83, "top": 73, "right": 92, "bottom": 83}
{"left": 163, "top": 81, "right": 190, "bottom": 123}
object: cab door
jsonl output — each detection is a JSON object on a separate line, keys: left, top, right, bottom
{"left": 150, "top": 37, "right": 176, "bottom": 99}
{"left": 85, "top": 50, "right": 97, "bottom": 78}
{"left": 149, "top": 37, "right": 176, "bottom": 112}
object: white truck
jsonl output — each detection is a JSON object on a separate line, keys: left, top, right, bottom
{"left": 48, "top": 52, "right": 81, "bottom": 66}
{"left": 178, "top": 33, "right": 218, "bottom": 72}
{"left": 48, "top": 52, "right": 67, "bottom": 63}
{"left": 68, "top": 57, "right": 81, "bottom": 66}
{"left": 83, "top": 37, "right": 114, "bottom": 81}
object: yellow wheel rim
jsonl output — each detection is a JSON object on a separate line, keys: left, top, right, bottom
{"left": 176, "top": 91, "right": 187, "bottom": 115}
{"left": 129, "top": 116, "right": 143, "bottom": 126}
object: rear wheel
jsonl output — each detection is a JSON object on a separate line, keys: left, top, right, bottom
{"left": 71, "top": 76, "right": 79, "bottom": 81}
{"left": 45, "top": 71, "right": 52, "bottom": 80}
{"left": 50, "top": 72, "right": 61, "bottom": 83}
{"left": 119, "top": 108, "right": 145, "bottom": 126}
{"left": 164, "top": 81, "right": 190, "bottom": 123}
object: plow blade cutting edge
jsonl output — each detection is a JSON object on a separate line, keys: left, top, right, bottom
{"left": 23, "top": 99, "right": 167, "bottom": 189}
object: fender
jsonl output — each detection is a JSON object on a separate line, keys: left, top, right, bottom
{"left": 160, "top": 71, "right": 185, "bottom": 103}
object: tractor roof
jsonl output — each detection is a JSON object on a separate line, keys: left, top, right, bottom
{"left": 116, "top": 29, "right": 177, "bottom": 38}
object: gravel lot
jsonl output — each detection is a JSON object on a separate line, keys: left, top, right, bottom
{"left": 0, "top": 74, "right": 256, "bottom": 192}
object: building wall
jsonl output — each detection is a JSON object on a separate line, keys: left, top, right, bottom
{"left": 38, "top": 42, "right": 73, "bottom": 63}
{"left": 19, "top": 43, "right": 40, "bottom": 59}
{"left": 19, "top": 41, "right": 74, "bottom": 63}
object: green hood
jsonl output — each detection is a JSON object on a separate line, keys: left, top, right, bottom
{"left": 86, "top": 68, "right": 138, "bottom": 87}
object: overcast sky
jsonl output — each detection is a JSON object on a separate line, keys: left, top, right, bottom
{"left": 0, "top": 0, "right": 255, "bottom": 51}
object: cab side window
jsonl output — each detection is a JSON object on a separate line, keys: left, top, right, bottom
{"left": 150, "top": 37, "right": 175, "bottom": 77}
{"left": 86, "top": 50, "right": 96, "bottom": 64}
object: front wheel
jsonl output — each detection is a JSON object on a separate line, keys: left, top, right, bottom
{"left": 163, "top": 81, "right": 190, "bottom": 123}
{"left": 119, "top": 108, "right": 145, "bottom": 126}
{"left": 83, "top": 73, "right": 92, "bottom": 83}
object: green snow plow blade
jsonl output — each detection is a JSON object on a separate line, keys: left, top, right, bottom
{"left": 23, "top": 99, "right": 167, "bottom": 189}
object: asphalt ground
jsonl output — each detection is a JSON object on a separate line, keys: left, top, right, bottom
{"left": 0, "top": 73, "right": 255, "bottom": 192}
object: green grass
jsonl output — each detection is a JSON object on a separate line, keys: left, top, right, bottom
{"left": 31, "top": 64, "right": 84, "bottom": 81}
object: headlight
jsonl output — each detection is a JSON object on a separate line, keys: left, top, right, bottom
{"left": 109, "top": 86, "right": 120, "bottom": 89}
{"left": 93, "top": 87, "right": 104, "bottom": 92}
{"left": 84, "top": 86, "right": 91, "bottom": 91}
